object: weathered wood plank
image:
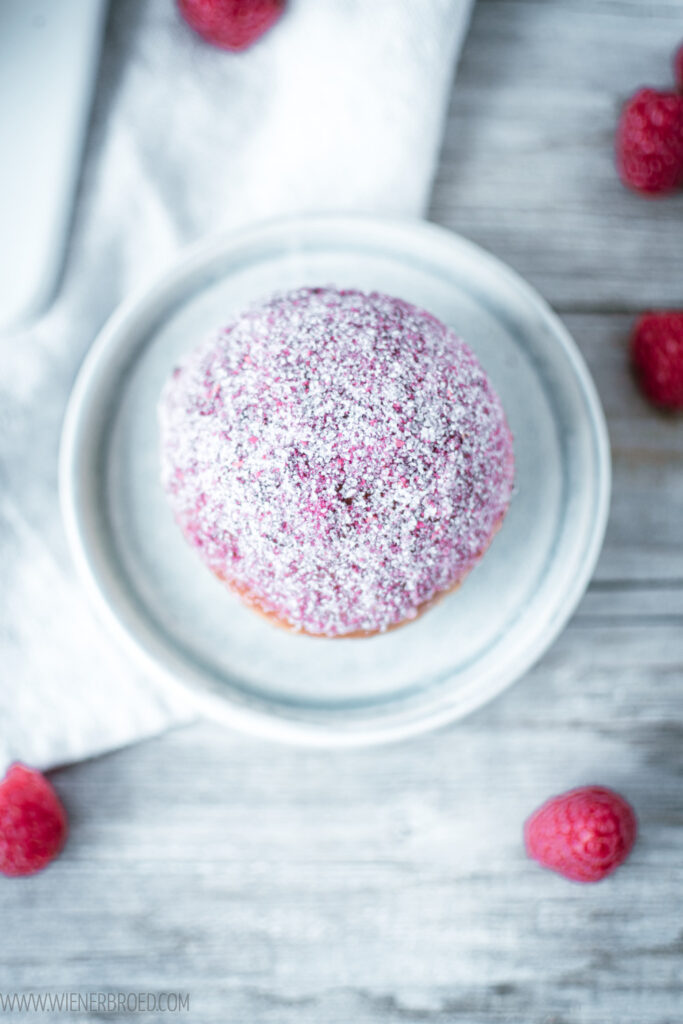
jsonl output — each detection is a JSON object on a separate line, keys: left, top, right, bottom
{"left": 1, "top": 699, "right": 681, "bottom": 1024}
{"left": 430, "top": 0, "right": 683, "bottom": 311}
{"left": 563, "top": 313, "right": 683, "bottom": 581}
{"left": 3, "top": 2, "right": 683, "bottom": 1023}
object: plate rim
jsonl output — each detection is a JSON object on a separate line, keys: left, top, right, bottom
{"left": 59, "top": 213, "right": 611, "bottom": 747}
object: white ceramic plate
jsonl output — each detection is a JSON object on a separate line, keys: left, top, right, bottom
{"left": 60, "top": 216, "right": 610, "bottom": 747}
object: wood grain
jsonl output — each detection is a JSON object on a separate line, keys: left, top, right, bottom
{"left": 2, "top": 1, "right": 683, "bottom": 1022}
{"left": 429, "top": 0, "right": 683, "bottom": 312}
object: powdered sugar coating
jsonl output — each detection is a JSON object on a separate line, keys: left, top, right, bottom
{"left": 159, "top": 287, "right": 514, "bottom": 636}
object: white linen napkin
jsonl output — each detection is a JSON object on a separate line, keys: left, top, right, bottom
{"left": 0, "top": 0, "right": 473, "bottom": 769}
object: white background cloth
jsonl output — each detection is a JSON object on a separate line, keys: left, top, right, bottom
{"left": 0, "top": 0, "right": 473, "bottom": 770}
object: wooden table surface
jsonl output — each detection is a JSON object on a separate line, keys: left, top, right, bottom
{"left": 4, "top": 2, "right": 683, "bottom": 1022}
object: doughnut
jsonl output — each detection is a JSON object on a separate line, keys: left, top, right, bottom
{"left": 159, "top": 287, "right": 514, "bottom": 637}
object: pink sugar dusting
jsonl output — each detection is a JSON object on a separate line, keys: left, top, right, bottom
{"left": 159, "top": 287, "right": 514, "bottom": 637}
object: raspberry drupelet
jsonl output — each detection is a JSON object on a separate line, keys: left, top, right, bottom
{"left": 525, "top": 786, "right": 637, "bottom": 883}
{"left": 616, "top": 87, "right": 683, "bottom": 195}
{"left": 0, "top": 764, "right": 68, "bottom": 877}
{"left": 631, "top": 311, "right": 683, "bottom": 410}
{"left": 178, "top": 0, "right": 285, "bottom": 51}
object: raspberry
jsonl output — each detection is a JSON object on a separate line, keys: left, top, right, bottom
{"left": 616, "top": 87, "right": 683, "bottom": 195}
{"left": 631, "top": 311, "right": 683, "bottom": 410}
{"left": 178, "top": 0, "right": 285, "bottom": 52}
{"left": 675, "top": 43, "right": 683, "bottom": 93}
{"left": 524, "top": 786, "right": 637, "bottom": 883}
{"left": 0, "top": 764, "right": 68, "bottom": 877}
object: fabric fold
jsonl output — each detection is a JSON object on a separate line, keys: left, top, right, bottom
{"left": 1, "top": 0, "right": 474, "bottom": 769}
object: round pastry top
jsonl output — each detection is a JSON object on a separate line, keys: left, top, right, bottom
{"left": 159, "top": 287, "right": 514, "bottom": 636}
